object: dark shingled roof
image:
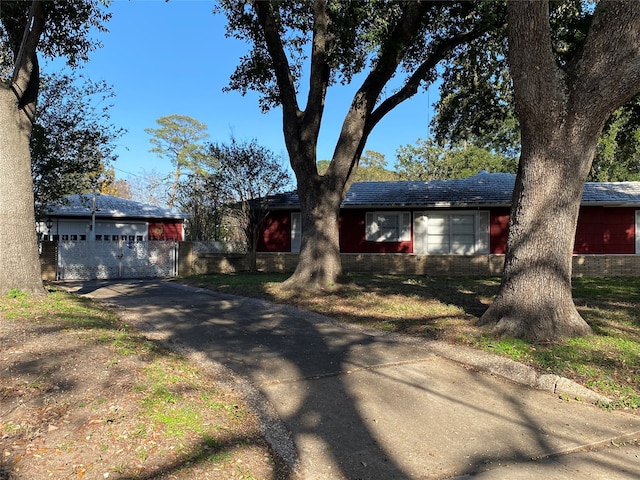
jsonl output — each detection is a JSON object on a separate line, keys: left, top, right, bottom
{"left": 268, "top": 172, "right": 640, "bottom": 209}
{"left": 45, "top": 194, "right": 187, "bottom": 220}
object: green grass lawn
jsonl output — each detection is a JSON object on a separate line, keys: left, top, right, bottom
{"left": 0, "top": 288, "right": 280, "bottom": 478}
{"left": 179, "top": 273, "right": 640, "bottom": 410}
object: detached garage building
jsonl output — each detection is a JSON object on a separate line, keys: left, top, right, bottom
{"left": 42, "top": 194, "right": 186, "bottom": 243}
{"left": 41, "top": 194, "right": 187, "bottom": 280}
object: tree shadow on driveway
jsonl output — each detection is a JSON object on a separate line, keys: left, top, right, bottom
{"left": 81, "top": 280, "right": 640, "bottom": 480}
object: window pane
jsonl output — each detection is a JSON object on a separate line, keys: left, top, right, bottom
{"left": 452, "top": 215, "right": 474, "bottom": 234}
{"left": 428, "top": 235, "right": 450, "bottom": 254}
{"left": 427, "top": 215, "right": 449, "bottom": 234}
{"left": 452, "top": 234, "right": 475, "bottom": 254}
{"left": 451, "top": 215, "right": 475, "bottom": 254}
{"left": 477, "top": 211, "right": 490, "bottom": 254}
{"left": 367, "top": 212, "right": 403, "bottom": 242}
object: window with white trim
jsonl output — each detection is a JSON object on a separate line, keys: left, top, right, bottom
{"left": 291, "top": 212, "right": 301, "bottom": 253}
{"left": 366, "top": 212, "right": 412, "bottom": 242}
{"left": 413, "top": 211, "right": 490, "bottom": 255}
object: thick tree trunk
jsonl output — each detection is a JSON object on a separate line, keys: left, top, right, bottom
{"left": 478, "top": 133, "right": 593, "bottom": 341}
{"left": 253, "top": 1, "right": 451, "bottom": 290}
{"left": 284, "top": 175, "right": 343, "bottom": 289}
{"left": 479, "top": 0, "right": 640, "bottom": 342}
{"left": 0, "top": 87, "right": 45, "bottom": 296}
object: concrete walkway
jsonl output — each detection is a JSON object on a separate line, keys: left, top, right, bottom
{"left": 67, "top": 279, "right": 640, "bottom": 479}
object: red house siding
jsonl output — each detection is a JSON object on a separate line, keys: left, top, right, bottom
{"left": 575, "top": 207, "right": 635, "bottom": 254}
{"left": 148, "top": 221, "right": 183, "bottom": 241}
{"left": 259, "top": 212, "right": 292, "bottom": 252}
{"left": 490, "top": 207, "right": 636, "bottom": 255}
{"left": 490, "top": 209, "right": 510, "bottom": 254}
{"left": 339, "top": 210, "right": 413, "bottom": 253}
{"left": 258, "top": 206, "right": 638, "bottom": 255}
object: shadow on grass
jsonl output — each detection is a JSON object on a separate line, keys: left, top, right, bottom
{"left": 67, "top": 279, "right": 640, "bottom": 480}
{"left": 181, "top": 273, "right": 500, "bottom": 339}
{"left": 0, "top": 288, "right": 291, "bottom": 480}
{"left": 118, "top": 434, "right": 290, "bottom": 480}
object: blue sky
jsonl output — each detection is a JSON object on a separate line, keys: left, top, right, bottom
{"left": 57, "top": 0, "right": 438, "bottom": 181}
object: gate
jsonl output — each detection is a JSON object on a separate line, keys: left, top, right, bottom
{"left": 56, "top": 240, "right": 178, "bottom": 280}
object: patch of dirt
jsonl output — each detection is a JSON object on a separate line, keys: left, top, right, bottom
{"left": 0, "top": 316, "right": 290, "bottom": 479}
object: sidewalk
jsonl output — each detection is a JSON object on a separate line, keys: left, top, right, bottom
{"left": 70, "top": 279, "right": 640, "bottom": 479}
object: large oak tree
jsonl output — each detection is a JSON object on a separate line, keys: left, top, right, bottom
{"left": 478, "top": 0, "right": 640, "bottom": 341}
{"left": 0, "top": 1, "right": 109, "bottom": 296}
{"left": 217, "top": 0, "right": 500, "bottom": 288}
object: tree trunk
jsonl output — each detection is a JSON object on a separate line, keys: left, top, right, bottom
{"left": 0, "top": 87, "right": 46, "bottom": 296}
{"left": 479, "top": 0, "right": 640, "bottom": 342}
{"left": 478, "top": 132, "right": 593, "bottom": 341}
{"left": 284, "top": 174, "right": 343, "bottom": 289}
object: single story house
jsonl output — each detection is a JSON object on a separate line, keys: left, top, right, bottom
{"left": 258, "top": 171, "right": 640, "bottom": 255}
{"left": 41, "top": 194, "right": 187, "bottom": 243}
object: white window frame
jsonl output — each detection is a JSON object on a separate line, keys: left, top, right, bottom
{"left": 366, "top": 211, "right": 412, "bottom": 242}
{"left": 291, "top": 212, "right": 301, "bottom": 253}
{"left": 635, "top": 211, "right": 640, "bottom": 254}
{"left": 413, "top": 211, "right": 490, "bottom": 255}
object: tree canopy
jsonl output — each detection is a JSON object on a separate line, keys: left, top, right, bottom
{"left": 145, "top": 114, "right": 209, "bottom": 209}
{"left": 216, "top": 0, "right": 504, "bottom": 287}
{"left": 431, "top": 0, "right": 640, "bottom": 181}
{"left": 31, "top": 72, "right": 124, "bottom": 214}
{"left": 395, "top": 138, "right": 517, "bottom": 181}
{"left": 317, "top": 150, "right": 397, "bottom": 182}
{"left": 206, "top": 138, "right": 292, "bottom": 271}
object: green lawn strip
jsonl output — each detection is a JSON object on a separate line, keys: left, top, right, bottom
{"left": 178, "top": 273, "right": 640, "bottom": 409}
{"left": 1, "top": 288, "right": 266, "bottom": 476}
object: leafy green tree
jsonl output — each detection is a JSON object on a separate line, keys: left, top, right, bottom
{"left": 395, "top": 138, "right": 517, "bottom": 180}
{"left": 176, "top": 171, "right": 227, "bottom": 242}
{"left": 207, "top": 138, "right": 292, "bottom": 272}
{"left": 0, "top": 0, "right": 110, "bottom": 296}
{"left": 433, "top": 29, "right": 519, "bottom": 158}
{"left": 31, "top": 72, "right": 124, "bottom": 214}
{"left": 432, "top": 2, "right": 640, "bottom": 183}
{"left": 217, "top": 0, "right": 502, "bottom": 288}
{"left": 355, "top": 151, "right": 398, "bottom": 181}
{"left": 478, "top": 0, "right": 640, "bottom": 341}
{"left": 318, "top": 150, "right": 397, "bottom": 182}
{"left": 590, "top": 97, "right": 640, "bottom": 182}
{"left": 145, "top": 114, "right": 209, "bottom": 209}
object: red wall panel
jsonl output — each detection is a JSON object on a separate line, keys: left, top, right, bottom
{"left": 339, "top": 210, "right": 413, "bottom": 253}
{"left": 148, "top": 221, "right": 182, "bottom": 241}
{"left": 258, "top": 212, "right": 292, "bottom": 252}
{"left": 575, "top": 207, "right": 635, "bottom": 254}
{"left": 490, "top": 209, "right": 510, "bottom": 254}
{"left": 258, "top": 206, "right": 637, "bottom": 255}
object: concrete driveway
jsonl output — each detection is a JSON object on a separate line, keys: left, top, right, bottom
{"left": 67, "top": 279, "right": 640, "bottom": 479}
